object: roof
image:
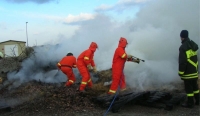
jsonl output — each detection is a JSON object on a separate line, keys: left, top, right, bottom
{"left": 0, "top": 40, "right": 26, "bottom": 44}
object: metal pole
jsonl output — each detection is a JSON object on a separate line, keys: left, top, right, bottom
{"left": 26, "top": 22, "right": 28, "bottom": 47}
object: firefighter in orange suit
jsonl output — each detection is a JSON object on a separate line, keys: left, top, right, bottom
{"left": 77, "top": 42, "right": 98, "bottom": 92}
{"left": 108, "top": 37, "right": 139, "bottom": 94}
{"left": 57, "top": 52, "right": 77, "bottom": 87}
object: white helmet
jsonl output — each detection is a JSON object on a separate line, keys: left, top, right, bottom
{"left": 0, "top": 52, "right": 3, "bottom": 58}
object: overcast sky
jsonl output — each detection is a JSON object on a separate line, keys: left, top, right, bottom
{"left": 0, "top": 0, "right": 146, "bottom": 46}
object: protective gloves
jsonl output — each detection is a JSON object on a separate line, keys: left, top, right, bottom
{"left": 87, "top": 64, "right": 93, "bottom": 71}
{"left": 127, "top": 54, "right": 133, "bottom": 58}
{"left": 93, "top": 66, "right": 97, "bottom": 73}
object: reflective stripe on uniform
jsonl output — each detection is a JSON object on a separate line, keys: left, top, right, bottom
{"left": 188, "top": 59, "right": 198, "bottom": 68}
{"left": 57, "top": 63, "right": 61, "bottom": 66}
{"left": 186, "top": 49, "right": 198, "bottom": 69}
{"left": 69, "top": 80, "right": 74, "bottom": 83}
{"left": 179, "top": 71, "right": 184, "bottom": 75}
{"left": 194, "top": 90, "right": 199, "bottom": 94}
{"left": 186, "top": 49, "right": 197, "bottom": 59}
{"left": 187, "top": 93, "right": 194, "bottom": 97}
{"left": 181, "top": 75, "right": 198, "bottom": 79}
{"left": 84, "top": 57, "right": 89, "bottom": 60}
{"left": 81, "top": 82, "right": 87, "bottom": 85}
{"left": 109, "top": 89, "right": 116, "bottom": 93}
{"left": 121, "top": 53, "right": 126, "bottom": 58}
{"left": 182, "top": 73, "right": 198, "bottom": 77}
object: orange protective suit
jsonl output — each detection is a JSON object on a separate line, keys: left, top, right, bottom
{"left": 108, "top": 37, "right": 129, "bottom": 94}
{"left": 57, "top": 55, "right": 77, "bottom": 87}
{"left": 77, "top": 42, "right": 98, "bottom": 91}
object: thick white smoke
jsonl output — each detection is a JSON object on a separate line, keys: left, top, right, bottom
{"left": 7, "top": 0, "right": 199, "bottom": 90}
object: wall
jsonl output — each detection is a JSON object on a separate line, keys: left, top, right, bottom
{"left": 0, "top": 41, "right": 26, "bottom": 57}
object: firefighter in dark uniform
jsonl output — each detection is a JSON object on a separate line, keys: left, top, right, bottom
{"left": 179, "top": 30, "right": 199, "bottom": 108}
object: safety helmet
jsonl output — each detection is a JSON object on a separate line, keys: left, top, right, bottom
{"left": 118, "top": 37, "right": 128, "bottom": 48}
{"left": 89, "top": 42, "right": 98, "bottom": 52}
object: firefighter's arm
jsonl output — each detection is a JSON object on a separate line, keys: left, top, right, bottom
{"left": 118, "top": 48, "right": 130, "bottom": 59}
{"left": 178, "top": 48, "right": 187, "bottom": 76}
{"left": 72, "top": 57, "right": 77, "bottom": 68}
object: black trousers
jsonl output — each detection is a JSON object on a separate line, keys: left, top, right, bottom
{"left": 184, "top": 78, "right": 199, "bottom": 104}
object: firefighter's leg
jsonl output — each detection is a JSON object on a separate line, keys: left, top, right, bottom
{"left": 120, "top": 73, "right": 126, "bottom": 91}
{"left": 192, "top": 79, "right": 199, "bottom": 105}
{"left": 66, "top": 73, "right": 76, "bottom": 86}
{"left": 87, "top": 78, "right": 93, "bottom": 88}
{"left": 77, "top": 65, "right": 90, "bottom": 91}
{"left": 182, "top": 80, "right": 194, "bottom": 108}
{"left": 62, "top": 68, "right": 73, "bottom": 86}
{"left": 108, "top": 73, "right": 120, "bottom": 94}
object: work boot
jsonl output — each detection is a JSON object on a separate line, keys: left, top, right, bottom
{"left": 194, "top": 93, "right": 199, "bottom": 105}
{"left": 181, "top": 97, "right": 194, "bottom": 108}
{"left": 119, "top": 89, "right": 132, "bottom": 96}
{"left": 99, "top": 93, "right": 115, "bottom": 98}
{"left": 181, "top": 103, "right": 194, "bottom": 108}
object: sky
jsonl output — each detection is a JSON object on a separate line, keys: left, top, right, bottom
{"left": 2, "top": 0, "right": 200, "bottom": 91}
{"left": 0, "top": 0, "right": 143, "bottom": 46}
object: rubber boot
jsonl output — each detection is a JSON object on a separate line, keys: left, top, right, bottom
{"left": 194, "top": 93, "right": 199, "bottom": 105}
{"left": 181, "top": 97, "right": 194, "bottom": 108}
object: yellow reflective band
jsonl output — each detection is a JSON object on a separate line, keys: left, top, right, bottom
{"left": 188, "top": 59, "right": 198, "bottom": 68}
{"left": 194, "top": 90, "right": 199, "bottom": 94}
{"left": 84, "top": 57, "right": 89, "bottom": 60}
{"left": 183, "top": 73, "right": 198, "bottom": 76}
{"left": 57, "top": 63, "right": 61, "bottom": 66}
{"left": 187, "top": 93, "right": 194, "bottom": 97}
{"left": 181, "top": 75, "right": 198, "bottom": 79}
{"left": 179, "top": 71, "right": 184, "bottom": 75}
{"left": 186, "top": 49, "right": 197, "bottom": 59}
{"left": 121, "top": 53, "right": 126, "bottom": 58}
{"left": 109, "top": 89, "right": 116, "bottom": 93}
{"left": 81, "top": 82, "right": 87, "bottom": 85}
{"left": 69, "top": 80, "right": 74, "bottom": 83}
{"left": 88, "top": 79, "right": 91, "bottom": 82}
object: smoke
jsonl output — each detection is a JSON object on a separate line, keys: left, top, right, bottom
{"left": 7, "top": 0, "right": 199, "bottom": 91}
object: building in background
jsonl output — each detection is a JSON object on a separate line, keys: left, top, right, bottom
{"left": 0, "top": 40, "right": 26, "bottom": 57}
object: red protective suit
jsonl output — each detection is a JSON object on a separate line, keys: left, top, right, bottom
{"left": 108, "top": 37, "right": 128, "bottom": 94}
{"left": 57, "top": 55, "right": 77, "bottom": 87}
{"left": 77, "top": 42, "right": 98, "bottom": 91}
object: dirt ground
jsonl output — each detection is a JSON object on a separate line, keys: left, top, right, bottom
{"left": 0, "top": 80, "right": 199, "bottom": 116}
{"left": 1, "top": 99, "right": 199, "bottom": 116}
